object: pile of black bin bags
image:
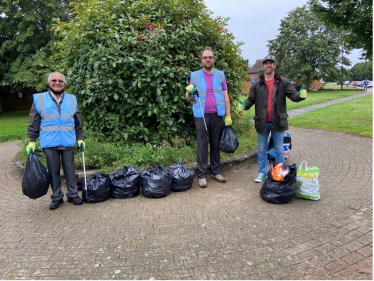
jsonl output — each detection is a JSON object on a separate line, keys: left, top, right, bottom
{"left": 81, "top": 159, "right": 195, "bottom": 203}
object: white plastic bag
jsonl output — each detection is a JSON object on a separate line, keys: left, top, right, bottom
{"left": 296, "top": 161, "right": 320, "bottom": 200}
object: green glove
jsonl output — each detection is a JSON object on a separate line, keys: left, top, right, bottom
{"left": 26, "top": 142, "right": 36, "bottom": 155}
{"left": 300, "top": 89, "right": 307, "bottom": 98}
{"left": 224, "top": 116, "right": 232, "bottom": 126}
{"left": 239, "top": 100, "right": 244, "bottom": 107}
{"left": 77, "top": 140, "right": 85, "bottom": 152}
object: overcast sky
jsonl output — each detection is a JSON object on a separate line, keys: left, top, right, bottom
{"left": 203, "top": 0, "right": 363, "bottom": 67}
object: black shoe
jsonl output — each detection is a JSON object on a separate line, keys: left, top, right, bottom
{"left": 67, "top": 196, "right": 83, "bottom": 205}
{"left": 49, "top": 199, "right": 63, "bottom": 210}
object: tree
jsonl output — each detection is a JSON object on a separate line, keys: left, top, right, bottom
{"left": 241, "top": 58, "right": 250, "bottom": 72}
{"left": 267, "top": 5, "right": 347, "bottom": 91}
{"left": 350, "top": 61, "right": 373, "bottom": 81}
{"left": 53, "top": 0, "right": 246, "bottom": 145}
{"left": 0, "top": 0, "right": 73, "bottom": 92}
{"left": 309, "top": 0, "right": 372, "bottom": 61}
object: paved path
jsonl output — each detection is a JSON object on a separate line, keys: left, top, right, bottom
{"left": 0, "top": 92, "right": 372, "bottom": 280}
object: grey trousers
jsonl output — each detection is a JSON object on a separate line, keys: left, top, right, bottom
{"left": 43, "top": 148, "right": 78, "bottom": 201}
{"left": 195, "top": 113, "right": 224, "bottom": 179}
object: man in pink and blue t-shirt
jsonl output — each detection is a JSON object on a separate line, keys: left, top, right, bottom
{"left": 185, "top": 47, "right": 231, "bottom": 188}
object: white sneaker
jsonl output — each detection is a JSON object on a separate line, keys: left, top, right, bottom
{"left": 254, "top": 173, "right": 266, "bottom": 183}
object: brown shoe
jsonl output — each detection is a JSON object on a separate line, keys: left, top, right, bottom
{"left": 211, "top": 174, "right": 226, "bottom": 183}
{"left": 198, "top": 178, "right": 208, "bottom": 188}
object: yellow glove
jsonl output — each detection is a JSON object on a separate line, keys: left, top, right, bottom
{"left": 186, "top": 84, "right": 194, "bottom": 93}
{"left": 186, "top": 84, "right": 198, "bottom": 96}
{"left": 26, "top": 142, "right": 36, "bottom": 155}
{"left": 224, "top": 116, "right": 232, "bottom": 126}
{"left": 77, "top": 140, "right": 85, "bottom": 152}
{"left": 300, "top": 89, "right": 307, "bottom": 98}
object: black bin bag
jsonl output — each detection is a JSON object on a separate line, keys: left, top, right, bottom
{"left": 260, "top": 163, "right": 297, "bottom": 204}
{"left": 220, "top": 126, "right": 239, "bottom": 153}
{"left": 167, "top": 158, "right": 195, "bottom": 192}
{"left": 22, "top": 150, "right": 50, "bottom": 199}
{"left": 83, "top": 172, "right": 110, "bottom": 203}
{"left": 141, "top": 165, "right": 172, "bottom": 198}
{"left": 109, "top": 165, "right": 141, "bottom": 199}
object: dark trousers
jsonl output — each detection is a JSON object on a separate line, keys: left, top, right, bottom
{"left": 43, "top": 148, "right": 78, "bottom": 201}
{"left": 195, "top": 113, "right": 224, "bottom": 179}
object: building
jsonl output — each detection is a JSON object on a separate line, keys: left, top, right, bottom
{"left": 243, "top": 59, "right": 264, "bottom": 93}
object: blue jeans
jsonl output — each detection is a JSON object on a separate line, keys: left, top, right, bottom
{"left": 257, "top": 122, "right": 285, "bottom": 174}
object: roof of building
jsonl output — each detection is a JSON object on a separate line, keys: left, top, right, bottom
{"left": 247, "top": 59, "right": 263, "bottom": 74}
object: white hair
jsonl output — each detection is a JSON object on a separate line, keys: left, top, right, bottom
{"left": 47, "top": 72, "right": 66, "bottom": 84}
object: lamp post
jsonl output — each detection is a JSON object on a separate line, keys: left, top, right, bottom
{"left": 341, "top": 47, "right": 343, "bottom": 90}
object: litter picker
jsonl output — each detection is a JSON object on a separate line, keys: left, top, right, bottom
{"left": 78, "top": 143, "right": 88, "bottom": 197}
{"left": 195, "top": 89, "right": 209, "bottom": 143}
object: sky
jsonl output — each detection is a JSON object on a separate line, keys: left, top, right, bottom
{"left": 203, "top": 0, "right": 364, "bottom": 67}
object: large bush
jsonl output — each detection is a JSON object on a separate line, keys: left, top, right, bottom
{"left": 53, "top": 0, "right": 246, "bottom": 145}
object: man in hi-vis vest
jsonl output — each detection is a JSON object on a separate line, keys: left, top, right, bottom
{"left": 185, "top": 47, "right": 231, "bottom": 188}
{"left": 26, "top": 72, "right": 85, "bottom": 210}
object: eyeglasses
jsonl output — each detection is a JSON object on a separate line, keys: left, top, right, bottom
{"left": 202, "top": 56, "right": 214, "bottom": 60}
{"left": 51, "top": 79, "right": 64, "bottom": 83}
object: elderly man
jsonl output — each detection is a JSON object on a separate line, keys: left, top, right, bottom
{"left": 26, "top": 72, "right": 85, "bottom": 209}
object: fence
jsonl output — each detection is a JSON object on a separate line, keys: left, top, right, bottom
{"left": 0, "top": 86, "right": 34, "bottom": 112}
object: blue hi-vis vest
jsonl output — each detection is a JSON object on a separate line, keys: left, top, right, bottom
{"left": 33, "top": 92, "right": 77, "bottom": 148}
{"left": 190, "top": 69, "right": 226, "bottom": 118}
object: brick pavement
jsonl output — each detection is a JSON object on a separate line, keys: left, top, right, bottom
{"left": 0, "top": 94, "right": 372, "bottom": 280}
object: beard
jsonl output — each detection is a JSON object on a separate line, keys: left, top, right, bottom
{"left": 48, "top": 86, "right": 65, "bottom": 95}
{"left": 265, "top": 68, "right": 274, "bottom": 74}
{"left": 203, "top": 64, "right": 213, "bottom": 72}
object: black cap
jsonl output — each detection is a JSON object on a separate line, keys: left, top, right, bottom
{"left": 263, "top": 55, "right": 275, "bottom": 64}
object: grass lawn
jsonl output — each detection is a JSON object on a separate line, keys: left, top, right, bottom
{"left": 289, "top": 94, "right": 372, "bottom": 138}
{"left": 0, "top": 110, "right": 29, "bottom": 143}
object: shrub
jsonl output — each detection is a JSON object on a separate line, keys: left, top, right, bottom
{"left": 53, "top": 0, "right": 246, "bottom": 145}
